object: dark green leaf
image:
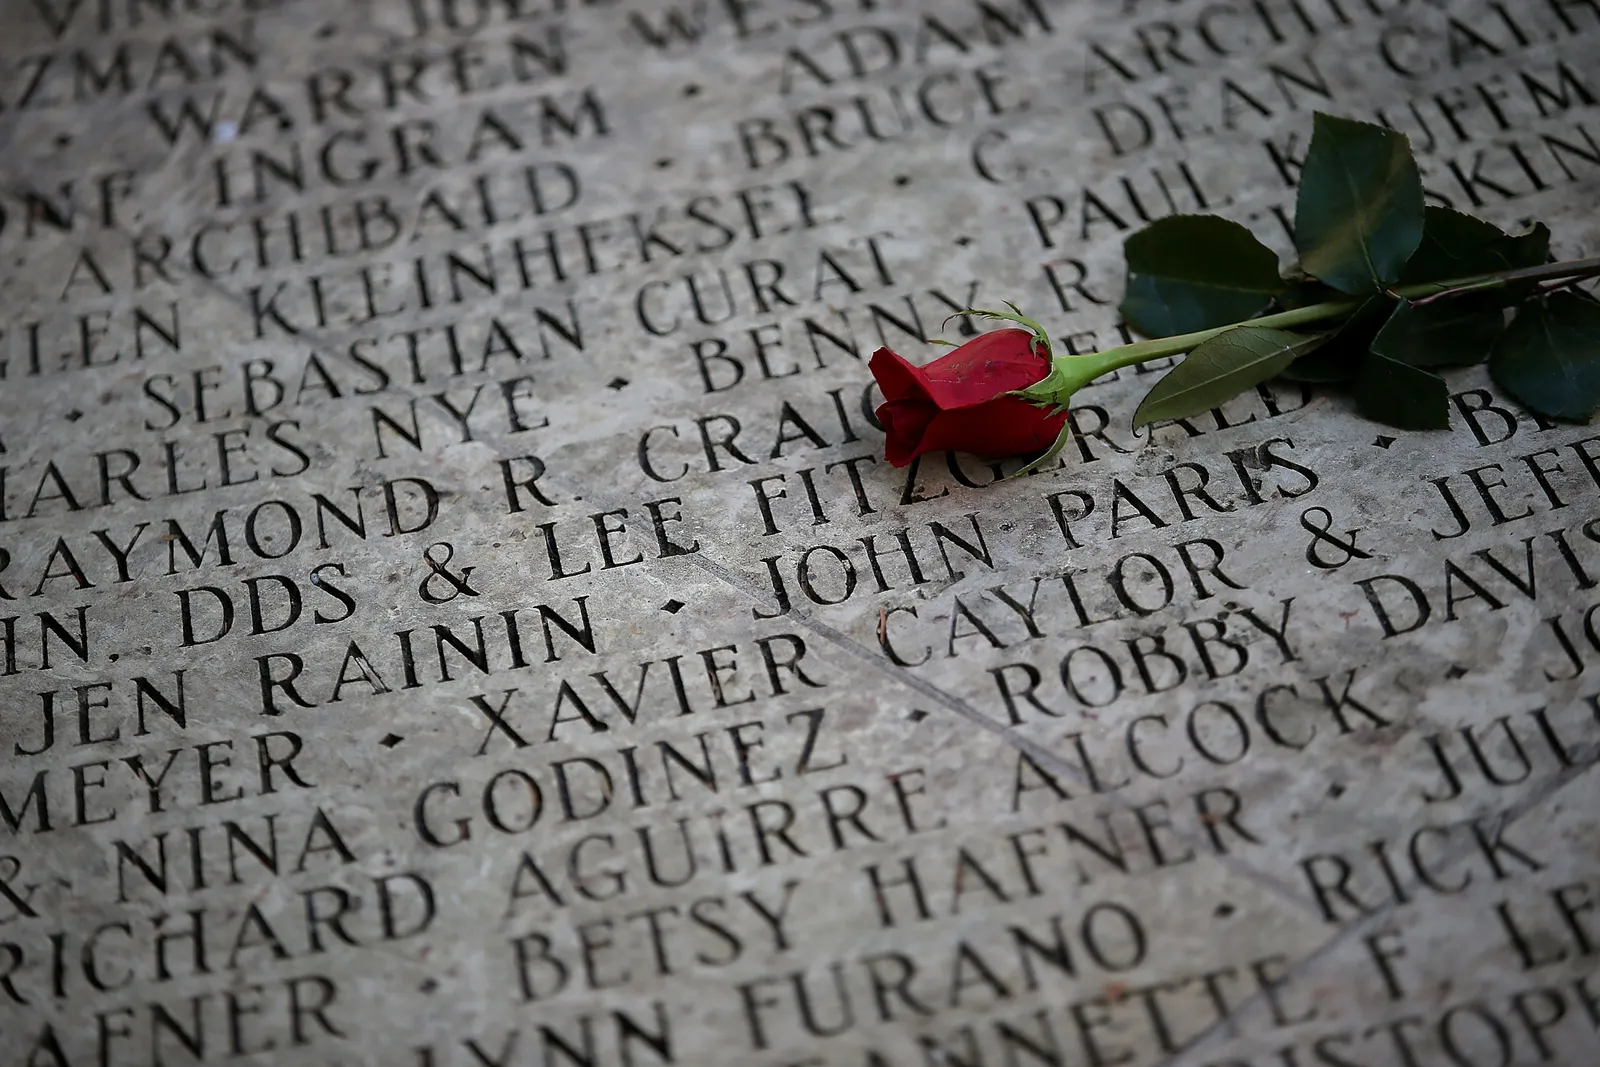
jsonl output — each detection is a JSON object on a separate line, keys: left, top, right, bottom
{"left": 1489, "top": 293, "right": 1600, "bottom": 420}
{"left": 1276, "top": 349, "right": 1358, "bottom": 383}
{"left": 1135, "top": 327, "right": 1328, "bottom": 427}
{"left": 1370, "top": 300, "right": 1507, "bottom": 368}
{"left": 1120, "top": 215, "right": 1286, "bottom": 336}
{"left": 1355, "top": 353, "right": 1451, "bottom": 429}
{"left": 1278, "top": 295, "right": 1394, "bottom": 382}
{"left": 1295, "top": 113, "right": 1425, "bottom": 294}
{"left": 1272, "top": 278, "right": 1343, "bottom": 312}
{"left": 1400, "top": 208, "right": 1550, "bottom": 286}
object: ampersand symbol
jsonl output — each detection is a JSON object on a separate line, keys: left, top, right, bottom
{"left": 419, "top": 542, "right": 480, "bottom": 603}
{"left": 1301, "top": 507, "right": 1374, "bottom": 570}
{"left": 0, "top": 856, "right": 40, "bottom": 923}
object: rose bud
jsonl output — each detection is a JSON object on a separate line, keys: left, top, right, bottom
{"left": 870, "top": 328, "right": 1067, "bottom": 467}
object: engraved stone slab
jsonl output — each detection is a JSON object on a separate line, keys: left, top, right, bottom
{"left": 1, "top": 1, "right": 1599, "bottom": 1065}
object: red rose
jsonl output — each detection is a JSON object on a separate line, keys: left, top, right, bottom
{"left": 871, "top": 328, "right": 1067, "bottom": 467}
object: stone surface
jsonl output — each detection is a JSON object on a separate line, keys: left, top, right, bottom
{"left": 0, "top": 0, "right": 1599, "bottom": 1064}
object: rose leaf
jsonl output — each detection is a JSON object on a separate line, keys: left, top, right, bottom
{"left": 1354, "top": 352, "right": 1450, "bottom": 430}
{"left": 1120, "top": 215, "right": 1287, "bottom": 336}
{"left": 1277, "top": 295, "right": 1395, "bottom": 383}
{"left": 1370, "top": 299, "right": 1507, "bottom": 369}
{"left": 1489, "top": 292, "right": 1600, "bottom": 421}
{"left": 1295, "top": 113, "right": 1425, "bottom": 295}
{"left": 1400, "top": 207, "right": 1551, "bottom": 286}
{"left": 1134, "top": 326, "right": 1328, "bottom": 427}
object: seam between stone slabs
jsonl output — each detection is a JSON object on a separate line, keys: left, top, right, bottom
{"left": 1149, "top": 745, "right": 1600, "bottom": 1067}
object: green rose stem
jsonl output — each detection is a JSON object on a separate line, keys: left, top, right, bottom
{"left": 1027, "top": 255, "right": 1600, "bottom": 400}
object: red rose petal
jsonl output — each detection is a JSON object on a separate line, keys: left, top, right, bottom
{"left": 877, "top": 398, "right": 937, "bottom": 467}
{"left": 916, "top": 330, "right": 1051, "bottom": 410}
{"left": 867, "top": 347, "right": 931, "bottom": 404}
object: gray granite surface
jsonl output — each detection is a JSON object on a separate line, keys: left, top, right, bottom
{"left": 1, "top": 0, "right": 1599, "bottom": 1063}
